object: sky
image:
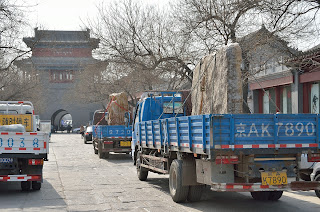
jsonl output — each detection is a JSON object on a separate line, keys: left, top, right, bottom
{"left": 18, "top": 0, "right": 319, "bottom": 50}
{"left": 23, "top": 0, "right": 169, "bottom": 32}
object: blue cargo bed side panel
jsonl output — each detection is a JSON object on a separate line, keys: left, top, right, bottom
{"left": 93, "top": 125, "right": 132, "bottom": 139}
{"left": 138, "top": 114, "right": 320, "bottom": 153}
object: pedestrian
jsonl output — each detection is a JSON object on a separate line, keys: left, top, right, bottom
{"left": 80, "top": 125, "right": 85, "bottom": 138}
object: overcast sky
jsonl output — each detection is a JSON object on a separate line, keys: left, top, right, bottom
{"left": 23, "top": 0, "right": 168, "bottom": 32}
{"left": 19, "top": 0, "right": 319, "bottom": 50}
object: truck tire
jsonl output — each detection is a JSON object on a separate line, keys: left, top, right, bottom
{"left": 251, "top": 191, "right": 270, "bottom": 201}
{"left": 104, "top": 152, "right": 110, "bottom": 159}
{"left": 169, "top": 160, "right": 189, "bottom": 203}
{"left": 136, "top": 156, "right": 148, "bottom": 181}
{"left": 268, "top": 191, "right": 283, "bottom": 201}
{"left": 98, "top": 144, "right": 104, "bottom": 159}
{"left": 187, "top": 185, "right": 204, "bottom": 202}
{"left": 315, "top": 174, "right": 320, "bottom": 198}
{"left": 32, "top": 181, "right": 41, "bottom": 190}
{"left": 21, "top": 181, "right": 31, "bottom": 191}
{"left": 299, "top": 172, "right": 311, "bottom": 181}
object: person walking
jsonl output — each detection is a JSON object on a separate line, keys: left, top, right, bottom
{"left": 80, "top": 125, "right": 85, "bottom": 138}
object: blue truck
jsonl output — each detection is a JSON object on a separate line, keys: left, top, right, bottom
{"left": 92, "top": 110, "right": 132, "bottom": 159}
{"left": 132, "top": 91, "right": 320, "bottom": 202}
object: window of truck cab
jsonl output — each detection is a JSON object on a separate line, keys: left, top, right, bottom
{"left": 163, "top": 102, "right": 183, "bottom": 114}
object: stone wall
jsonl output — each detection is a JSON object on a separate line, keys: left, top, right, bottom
{"left": 191, "top": 43, "right": 243, "bottom": 115}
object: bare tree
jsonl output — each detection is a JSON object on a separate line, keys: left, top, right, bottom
{"left": 0, "top": 0, "right": 32, "bottom": 71}
{"left": 0, "top": 0, "right": 44, "bottom": 105}
{"left": 173, "top": 0, "right": 320, "bottom": 112}
{"left": 82, "top": 0, "right": 194, "bottom": 101}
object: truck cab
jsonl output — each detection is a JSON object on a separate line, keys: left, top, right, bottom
{"left": 132, "top": 91, "right": 187, "bottom": 163}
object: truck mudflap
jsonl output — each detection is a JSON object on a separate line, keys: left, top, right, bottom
{"left": 0, "top": 174, "right": 41, "bottom": 182}
{"left": 210, "top": 181, "right": 320, "bottom": 192}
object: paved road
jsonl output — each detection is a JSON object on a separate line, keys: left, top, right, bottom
{"left": 1, "top": 134, "right": 319, "bottom": 211}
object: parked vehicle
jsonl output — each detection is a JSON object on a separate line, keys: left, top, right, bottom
{"left": 93, "top": 110, "right": 132, "bottom": 159}
{"left": 299, "top": 154, "right": 320, "bottom": 198}
{"left": 311, "top": 162, "right": 320, "bottom": 198}
{"left": 73, "top": 127, "right": 81, "bottom": 134}
{"left": 0, "top": 101, "right": 49, "bottom": 191}
{"left": 40, "top": 120, "right": 51, "bottom": 138}
{"left": 84, "top": 125, "right": 93, "bottom": 144}
{"left": 132, "top": 91, "right": 320, "bottom": 202}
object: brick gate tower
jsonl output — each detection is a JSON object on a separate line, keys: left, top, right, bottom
{"left": 16, "top": 28, "right": 106, "bottom": 130}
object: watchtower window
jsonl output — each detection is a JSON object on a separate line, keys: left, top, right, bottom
{"left": 50, "top": 70, "right": 74, "bottom": 83}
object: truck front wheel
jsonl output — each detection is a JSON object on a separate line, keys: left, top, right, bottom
{"left": 136, "top": 155, "right": 148, "bottom": 181}
{"left": 169, "top": 160, "right": 189, "bottom": 203}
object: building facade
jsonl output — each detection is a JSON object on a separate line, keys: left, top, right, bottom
{"left": 16, "top": 28, "right": 106, "bottom": 129}
{"left": 240, "top": 26, "right": 300, "bottom": 114}
{"left": 246, "top": 29, "right": 320, "bottom": 115}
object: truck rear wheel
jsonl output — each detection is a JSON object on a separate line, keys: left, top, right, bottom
{"left": 104, "top": 152, "right": 110, "bottom": 159}
{"left": 169, "top": 160, "right": 189, "bottom": 203}
{"left": 32, "top": 181, "right": 41, "bottom": 190}
{"left": 93, "top": 141, "right": 98, "bottom": 154}
{"left": 21, "top": 181, "right": 31, "bottom": 191}
{"left": 98, "top": 143, "right": 105, "bottom": 159}
{"left": 250, "top": 191, "right": 270, "bottom": 201}
{"left": 268, "top": 191, "right": 283, "bottom": 201}
{"left": 315, "top": 174, "right": 320, "bottom": 198}
{"left": 136, "top": 156, "right": 148, "bottom": 181}
{"left": 187, "top": 185, "right": 204, "bottom": 202}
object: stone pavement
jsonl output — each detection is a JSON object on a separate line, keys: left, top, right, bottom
{"left": 1, "top": 133, "right": 320, "bottom": 212}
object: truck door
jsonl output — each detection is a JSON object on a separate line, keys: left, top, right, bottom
{"left": 132, "top": 103, "right": 141, "bottom": 151}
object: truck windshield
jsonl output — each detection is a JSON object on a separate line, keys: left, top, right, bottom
{"left": 163, "top": 102, "right": 183, "bottom": 114}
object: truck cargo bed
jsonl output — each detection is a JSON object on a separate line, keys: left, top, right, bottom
{"left": 138, "top": 114, "right": 320, "bottom": 155}
{"left": 0, "top": 132, "right": 49, "bottom": 155}
{"left": 93, "top": 125, "right": 132, "bottom": 140}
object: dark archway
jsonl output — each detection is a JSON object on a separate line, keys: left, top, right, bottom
{"left": 51, "top": 109, "right": 72, "bottom": 132}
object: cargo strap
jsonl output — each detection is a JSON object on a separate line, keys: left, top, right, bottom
{"left": 112, "top": 100, "right": 129, "bottom": 112}
{"left": 94, "top": 95, "right": 116, "bottom": 134}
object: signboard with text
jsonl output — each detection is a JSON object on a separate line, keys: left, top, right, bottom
{"left": 0, "top": 114, "right": 33, "bottom": 132}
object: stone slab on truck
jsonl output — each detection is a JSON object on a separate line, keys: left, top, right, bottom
{"left": 0, "top": 101, "right": 49, "bottom": 191}
{"left": 131, "top": 44, "right": 320, "bottom": 202}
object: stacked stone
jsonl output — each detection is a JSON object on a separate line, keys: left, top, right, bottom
{"left": 191, "top": 43, "right": 243, "bottom": 115}
{"left": 108, "top": 92, "right": 129, "bottom": 125}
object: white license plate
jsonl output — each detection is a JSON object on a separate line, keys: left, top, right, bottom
{"left": 0, "top": 158, "right": 13, "bottom": 163}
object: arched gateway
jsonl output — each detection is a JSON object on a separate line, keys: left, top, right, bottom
{"left": 15, "top": 29, "right": 107, "bottom": 128}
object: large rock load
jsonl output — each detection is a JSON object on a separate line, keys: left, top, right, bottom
{"left": 191, "top": 43, "right": 243, "bottom": 115}
{"left": 108, "top": 92, "right": 129, "bottom": 125}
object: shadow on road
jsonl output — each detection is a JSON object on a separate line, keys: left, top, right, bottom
{"left": 144, "top": 176, "right": 320, "bottom": 212}
{"left": 0, "top": 180, "right": 66, "bottom": 210}
{"left": 105, "top": 153, "right": 132, "bottom": 164}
